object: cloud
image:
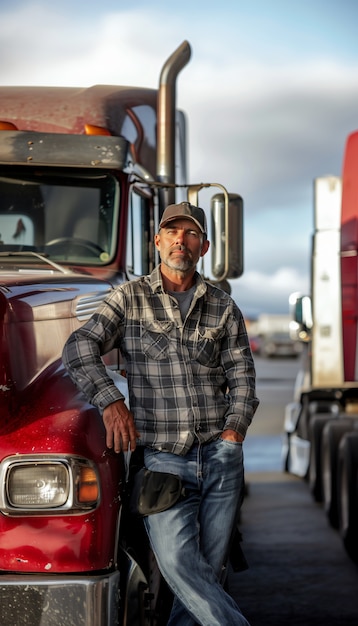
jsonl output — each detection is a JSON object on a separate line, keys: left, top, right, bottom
{"left": 184, "top": 59, "right": 358, "bottom": 213}
{"left": 231, "top": 267, "right": 310, "bottom": 318}
{"left": 1, "top": 2, "right": 355, "bottom": 316}
{"left": 0, "top": 6, "right": 184, "bottom": 87}
{"left": 2, "top": 6, "right": 357, "bottom": 211}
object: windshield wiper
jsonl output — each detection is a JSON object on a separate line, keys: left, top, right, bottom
{"left": 0, "top": 251, "right": 72, "bottom": 274}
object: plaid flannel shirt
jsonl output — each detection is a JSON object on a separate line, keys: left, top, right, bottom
{"left": 63, "top": 265, "right": 259, "bottom": 455}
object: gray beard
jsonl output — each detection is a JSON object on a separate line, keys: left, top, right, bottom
{"left": 163, "top": 256, "right": 194, "bottom": 272}
{"left": 163, "top": 247, "right": 196, "bottom": 273}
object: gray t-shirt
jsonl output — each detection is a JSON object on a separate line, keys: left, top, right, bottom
{"left": 167, "top": 285, "right": 196, "bottom": 321}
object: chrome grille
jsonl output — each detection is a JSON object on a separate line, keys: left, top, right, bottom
{"left": 75, "top": 289, "right": 112, "bottom": 321}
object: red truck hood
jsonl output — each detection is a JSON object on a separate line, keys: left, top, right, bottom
{"left": 0, "top": 271, "right": 112, "bottom": 417}
{"left": 0, "top": 272, "right": 123, "bottom": 575}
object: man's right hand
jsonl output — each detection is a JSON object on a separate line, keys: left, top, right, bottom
{"left": 102, "top": 400, "right": 140, "bottom": 453}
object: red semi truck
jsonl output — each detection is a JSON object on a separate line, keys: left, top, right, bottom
{"left": 0, "top": 41, "right": 243, "bottom": 625}
{"left": 284, "top": 132, "right": 358, "bottom": 564}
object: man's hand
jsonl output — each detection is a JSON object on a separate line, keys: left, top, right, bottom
{"left": 102, "top": 399, "right": 140, "bottom": 453}
{"left": 221, "top": 429, "right": 244, "bottom": 443}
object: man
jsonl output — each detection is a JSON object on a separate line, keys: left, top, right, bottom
{"left": 62, "top": 201, "right": 259, "bottom": 626}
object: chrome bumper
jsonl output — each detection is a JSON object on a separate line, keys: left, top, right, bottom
{"left": 0, "top": 570, "right": 120, "bottom": 626}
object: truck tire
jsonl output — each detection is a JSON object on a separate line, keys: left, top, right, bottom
{"left": 322, "top": 418, "right": 355, "bottom": 528}
{"left": 338, "top": 432, "right": 358, "bottom": 563}
{"left": 308, "top": 414, "right": 337, "bottom": 502}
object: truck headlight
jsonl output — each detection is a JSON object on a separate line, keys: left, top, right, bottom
{"left": 7, "top": 462, "right": 69, "bottom": 508}
{"left": 0, "top": 455, "right": 100, "bottom": 515}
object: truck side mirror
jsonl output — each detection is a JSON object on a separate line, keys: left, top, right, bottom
{"left": 289, "top": 293, "right": 312, "bottom": 341}
{"left": 210, "top": 193, "right": 243, "bottom": 281}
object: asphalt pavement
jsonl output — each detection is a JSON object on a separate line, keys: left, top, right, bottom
{"left": 228, "top": 357, "right": 358, "bottom": 626}
{"left": 231, "top": 470, "right": 358, "bottom": 626}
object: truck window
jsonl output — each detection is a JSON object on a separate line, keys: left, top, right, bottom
{"left": 0, "top": 171, "right": 119, "bottom": 265}
{"left": 126, "top": 191, "right": 153, "bottom": 276}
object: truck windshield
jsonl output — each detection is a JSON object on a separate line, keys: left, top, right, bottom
{"left": 0, "top": 171, "right": 119, "bottom": 265}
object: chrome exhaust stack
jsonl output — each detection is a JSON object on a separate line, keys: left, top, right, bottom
{"left": 157, "top": 40, "right": 191, "bottom": 210}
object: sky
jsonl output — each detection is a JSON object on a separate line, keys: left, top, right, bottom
{"left": 1, "top": 0, "right": 358, "bottom": 318}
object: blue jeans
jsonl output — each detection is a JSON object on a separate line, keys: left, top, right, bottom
{"left": 143, "top": 439, "right": 250, "bottom": 626}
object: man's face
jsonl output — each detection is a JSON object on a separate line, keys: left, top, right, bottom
{"left": 155, "top": 219, "right": 210, "bottom": 273}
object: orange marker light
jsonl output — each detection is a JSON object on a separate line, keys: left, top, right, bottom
{"left": 78, "top": 466, "right": 99, "bottom": 503}
{"left": 0, "top": 121, "right": 18, "bottom": 130}
{"left": 84, "top": 124, "right": 111, "bottom": 136}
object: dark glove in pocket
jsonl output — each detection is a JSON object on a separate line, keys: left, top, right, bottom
{"left": 129, "top": 467, "right": 185, "bottom": 516}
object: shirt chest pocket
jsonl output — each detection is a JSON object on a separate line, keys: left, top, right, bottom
{"left": 141, "top": 320, "right": 174, "bottom": 360}
{"left": 194, "top": 327, "right": 226, "bottom": 367}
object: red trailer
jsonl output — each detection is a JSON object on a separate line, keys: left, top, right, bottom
{"left": 284, "top": 131, "right": 358, "bottom": 564}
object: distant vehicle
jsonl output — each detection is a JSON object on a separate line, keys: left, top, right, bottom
{"left": 248, "top": 313, "right": 302, "bottom": 358}
{"left": 249, "top": 335, "right": 261, "bottom": 354}
{"left": 261, "top": 331, "right": 302, "bottom": 358}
